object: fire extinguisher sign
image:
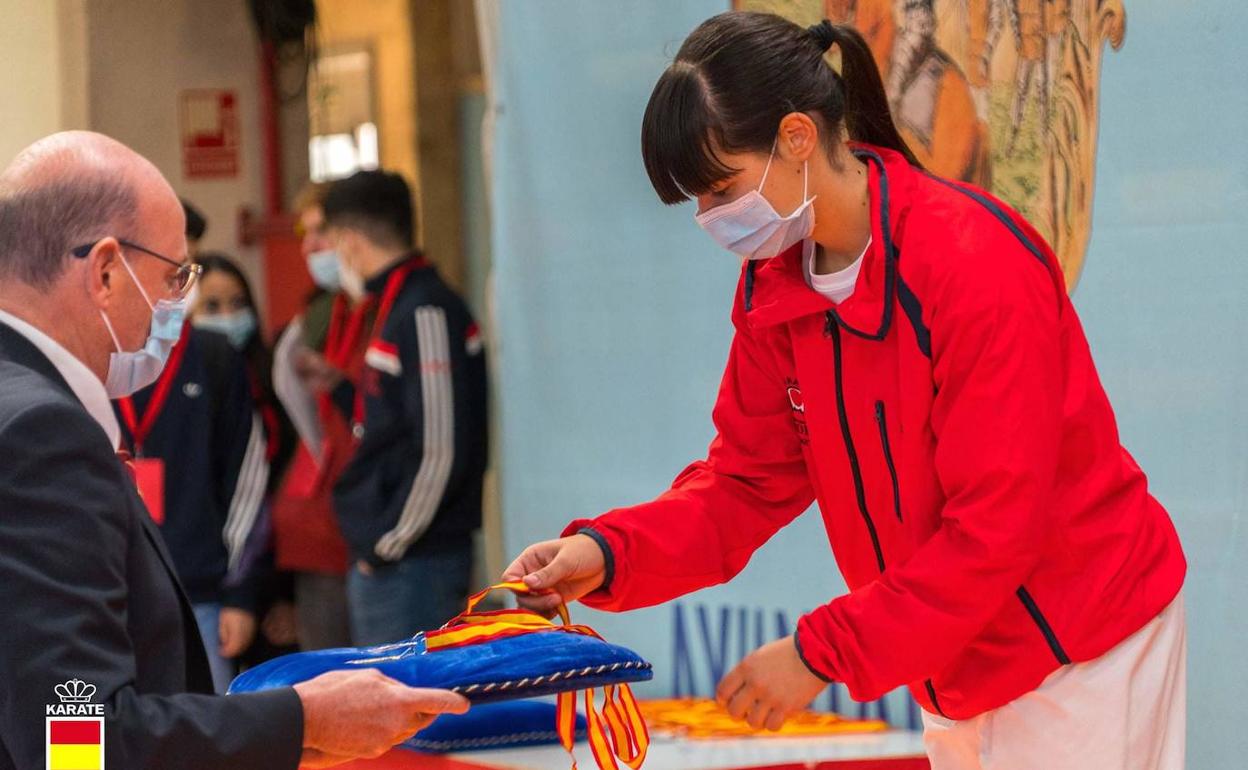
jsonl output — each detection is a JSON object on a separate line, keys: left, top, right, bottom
{"left": 180, "top": 89, "right": 240, "bottom": 179}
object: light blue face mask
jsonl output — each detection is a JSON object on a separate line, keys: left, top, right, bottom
{"left": 694, "top": 140, "right": 816, "bottom": 260}
{"left": 98, "top": 252, "right": 188, "bottom": 398}
{"left": 307, "top": 248, "right": 342, "bottom": 291}
{"left": 193, "top": 308, "right": 257, "bottom": 351}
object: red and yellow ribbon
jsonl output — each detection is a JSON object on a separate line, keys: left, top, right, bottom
{"left": 426, "top": 582, "right": 650, "bottom": 770}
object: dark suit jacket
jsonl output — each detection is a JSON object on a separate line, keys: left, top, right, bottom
{"left": 0, "top": 323, "right": 303, "bottom": 769}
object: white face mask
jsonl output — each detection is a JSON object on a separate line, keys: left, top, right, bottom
{"left": 306, "top": 248, "right": 342, "bottom": 291}
{"left": 98, "top": 252, "right": 188, "bottom": 398}
{"left": 694, "top": 140, "right": 816, "bottom": 260}
{"left": 193, "top": 307, "right": 257, "bottom": 350}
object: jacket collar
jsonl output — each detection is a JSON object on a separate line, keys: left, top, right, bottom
{"left": 0, "top": 319, "right": 77, "bottom": 397}
{"left": 364, "top": 251, "right": 429, "bottom": 295}
{"left": 740, "top": 145, "right": 913, "bottom": 339}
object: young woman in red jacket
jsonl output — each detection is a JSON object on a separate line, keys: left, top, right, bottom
{"left": 506, "top": 12, "right": 1187, "bottom": 770}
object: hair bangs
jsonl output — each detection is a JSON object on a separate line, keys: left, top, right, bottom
{"left": 641, "top": 62, "right": 738, "bottom": 205}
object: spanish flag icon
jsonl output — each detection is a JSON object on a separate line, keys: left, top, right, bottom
{"left": 46, "top": 718, "right": 103, "bottom": 770}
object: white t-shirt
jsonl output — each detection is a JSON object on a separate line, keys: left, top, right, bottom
{"left": 805, "top": 237, "right": 871, "bottom": 304}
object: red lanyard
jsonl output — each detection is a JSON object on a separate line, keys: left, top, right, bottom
{"left": 320, "top": 256, "right": 424, "bottom": 432}
{"left": 117, "top": 324, "right": 190, "bottom": 456}
{"left": 323, "top": 294, "right": 376, "bottom": 372}
{"left": 353, "top": 257, "right": 422, "bottom": 427}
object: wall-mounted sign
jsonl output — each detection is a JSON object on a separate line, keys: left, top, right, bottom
{"left": 180, "top": 89, "right": 240, "bottom": 179}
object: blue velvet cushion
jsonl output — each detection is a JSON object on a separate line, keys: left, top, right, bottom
{"left": 400, "top": 700, "right": 587, "bottom": 753}
{"left": 228, "top": 630, "right": 653, "bottom": 703}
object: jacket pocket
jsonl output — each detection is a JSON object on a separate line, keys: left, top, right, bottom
{"left": 874, "top": 401, "right": 903, "bottom": 522}
{"left": 1016, "top": 585, "right": 1072, "bottom": 665}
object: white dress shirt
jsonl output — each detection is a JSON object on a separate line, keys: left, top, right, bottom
{"left": 0, "top": 308, "right": 121, "bottom": 449}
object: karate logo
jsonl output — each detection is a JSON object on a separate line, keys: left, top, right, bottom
{"left": 787, "top": 378, "right": 811, "bottom": 445}
{"left": 787, "top": 385, "right": 806, "bottom": 413}
{"left": 736, "top": 0, "right": 1127, "bottom": 289}
{"left": 47, "top": 679, "right": 104, "bottom": 770}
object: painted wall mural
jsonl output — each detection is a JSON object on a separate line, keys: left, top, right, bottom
{"left": 736, "top": 0, "right": 1126, "bottom": 288}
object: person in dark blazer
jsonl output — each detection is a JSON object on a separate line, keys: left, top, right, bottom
{"left": 0, "top": 131, "right": 468, "bottom": 769}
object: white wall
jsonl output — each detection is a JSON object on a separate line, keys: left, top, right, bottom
{"left": 0, "top": 0, "right": 89, "bottom": 163}
{"left": 84, "top": 0, "right": 267, "bottom": 302}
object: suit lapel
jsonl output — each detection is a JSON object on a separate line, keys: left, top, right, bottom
{"left": 1, "top": 321, "right": 217, "bottom": 692}
{"left": 0, "top": 322, "right": 76, "bottom": 396}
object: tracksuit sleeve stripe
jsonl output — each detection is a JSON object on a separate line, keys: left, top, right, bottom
{"left": 223, "top": 413, "right": 270, "bottom": 571}
{"left": 374, "top": 306, "right": 456, "bottom": 561}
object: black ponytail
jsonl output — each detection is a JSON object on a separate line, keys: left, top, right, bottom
{"left": 641, "top": 11, "right": 920, "bottom": 205}
{"left": 808, "top": 20, "right": 920, "bottom": 168}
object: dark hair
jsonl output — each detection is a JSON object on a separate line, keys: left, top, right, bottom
{"left": 196, "top": 251, "right": 296, "bottom": 483}
{"left": 181, "top": 198, "right": 207, "bottom": 240}
{"left": 195, "top": 251, "right": 269, "bottom": 382}
{"left": 322, "top": 169, "right": 414, "bottom": 248}
{"left": 641, "top": 12, "right": 919, "bottom": 205}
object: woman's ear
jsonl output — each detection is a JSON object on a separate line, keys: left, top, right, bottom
{"left": 776, "top": 112, "right": 819, "bottom": 163}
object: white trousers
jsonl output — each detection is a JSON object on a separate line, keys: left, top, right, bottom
{"left": 922, "top": 593, "right": 1187, "bottom": 770}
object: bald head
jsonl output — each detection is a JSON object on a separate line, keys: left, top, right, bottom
{"left": 0, "top": 131, "right": 182, "bottom": 290}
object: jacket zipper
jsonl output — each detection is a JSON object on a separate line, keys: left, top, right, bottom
{"left": 828, "top": 315, "right": 953, "bottom": 718}
{"left": 874, "top": 401, "right": 903, "bottom": 522}
{"left": 826, "top": 314, "right": 885, "bottom": 573}
{"left": 1017, "top": 586, "right": 1072, "bottom": 664}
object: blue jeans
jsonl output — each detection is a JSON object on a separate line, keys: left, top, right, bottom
{"left": 347, "top": 545, "right": 473, "bottom": 646}
{"left": 192, "top": 602, "right": 236, "bottom": 694}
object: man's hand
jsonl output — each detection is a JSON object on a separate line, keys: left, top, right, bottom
{"left": 294, "top": 349, "right": 344, "bottom": 394}
{"left": 262, "top": 601, "right": 298, "bottom": 647}
{"left": 294, "top": 669, "right": 469, "bottom": 767}
{"left": 218, "top": 607, "right": 257, "bottom": 659}
{"left": 716, "top": 636, "right": 827, "bottom": 731}
{"left": 502, "top": 534, "right": 607, "bottom": 615}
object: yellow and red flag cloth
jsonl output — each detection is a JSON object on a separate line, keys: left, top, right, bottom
{"left": 46, "top": 718, "right": 104, "bottom": 770}
{"left": 638, "top": 697, "right": 888, "bottom": 739}
{"left": 426, "top": 582, "right": 650, "bottom": 770}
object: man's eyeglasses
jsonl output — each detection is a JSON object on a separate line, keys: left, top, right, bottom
{"left": 71, "top": 239, "right": 203, "bottom": 298}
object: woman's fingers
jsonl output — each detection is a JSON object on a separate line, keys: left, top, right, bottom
{"left": 514, "top": 592, "right": 565, "bottom": 615}
{"left": 725, "top": 682, "right": 756, "bottom": 721}
{"left": 716, "top": 666, "right": 746, "bottom": 707}
{"left": 765, "top": 708, "right": 788, "bottom": 732}
{"left": 745, "top": 699, "right": 770, "bottom": 731}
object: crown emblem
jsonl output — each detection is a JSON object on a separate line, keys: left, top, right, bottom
{"left": 54, "top": 679, "right": 96, "bottom": 704}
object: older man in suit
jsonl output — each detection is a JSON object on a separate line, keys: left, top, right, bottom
{"left": 0, "top": 131, "right": 468, "bottom": 769}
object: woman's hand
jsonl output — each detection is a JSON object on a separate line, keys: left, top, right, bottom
{"left": 716, "top": 636, "right": 828, "bottom": 731}
{"left": 502, "top": 534, "right": 607, "bottom": 615}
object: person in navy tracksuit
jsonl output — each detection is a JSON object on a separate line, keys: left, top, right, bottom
{"left": 114, "top": 324, "right": 270, "bottom": 692}
{"left": 325, "top": 170, "right": 488, "bottom": 646}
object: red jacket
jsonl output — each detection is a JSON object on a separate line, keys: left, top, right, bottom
{"left": 566, "top": 145, "right": 1185, "bottom": 720}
